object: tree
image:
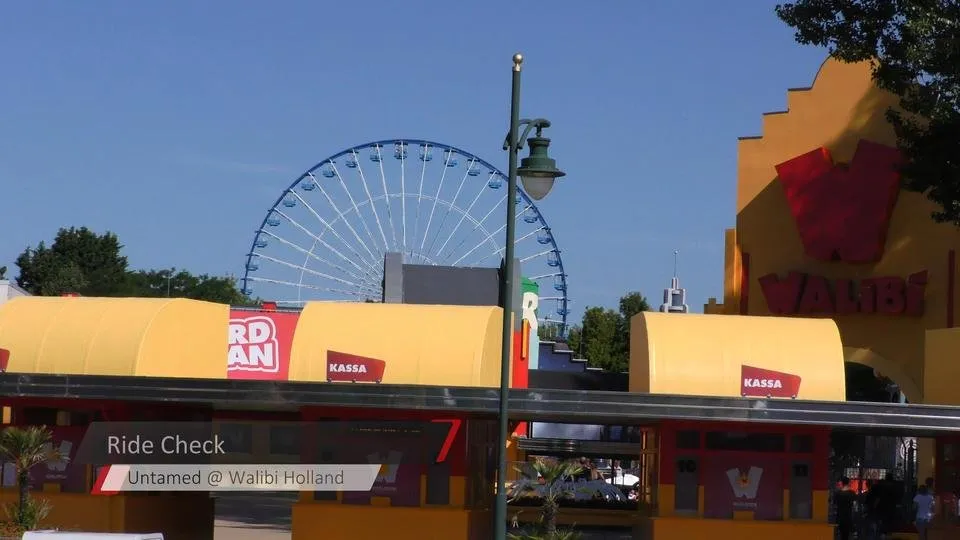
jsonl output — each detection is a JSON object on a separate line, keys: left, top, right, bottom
{"left": 0, "top": 266, "right": 6, "bottom": 280}
{"left": 507, "top": 458, "right": 585, "bottom": 540}
{"left": 615, "top": 292, "right": 651, "bottom": 362}
{"left": 775, "top": 1, "right": 960, "bottom": 224}
{"left": 566, "top": 291, "right": 651, "bottom": 373}
{"left": 0, "top": 426, "right": 63, "bottom": 530}
{"left": 15, "top": 227, "right": 253, "bottom": 305}
{"left": 580, "top": 307, "right": 623, "bottom": 372}
{"left": 122, "top": 269, "right": 253, "bottom": 305}
{"left": 16, "top": 227, "right": 127, "bottom": 296}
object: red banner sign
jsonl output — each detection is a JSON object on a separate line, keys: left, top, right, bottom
{"left": 759, "top": 271, "right": 927, "bottom": 316}
{"left": 704, "top": 456, "right": 783, "bottom": 520}
{"left": 0, "top": 348, "right": 8, "bottom": 372}
{"left": 227, "top": 310, "right": 299, "bottom": 380}
{"left": 741, "top": 365, "right": 801, "bottom": 399}
{"left": 327, "top": 351, "right": 386, "bottom": 383}
{"left": 3, "top": 426, "right": 88, "bottom": 493}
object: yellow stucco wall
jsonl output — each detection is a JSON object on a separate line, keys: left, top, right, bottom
{"left": 0, "top": 296, "right": 229, "bottom": 378}
{"left": 287, "top": 302, "right": 506, "bottom": 387}
{"left": 630, "top": 312, "right": 845, "bottom": 401}
{"left": 706, "top": 57, "right": 960, "bottom": 404}
{"left": 923, "top": 328, "right": 960, "bottom": 406}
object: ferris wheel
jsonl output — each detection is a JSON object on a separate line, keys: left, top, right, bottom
{"left": 240, "top": 139, "right": 571, "bottom": 332}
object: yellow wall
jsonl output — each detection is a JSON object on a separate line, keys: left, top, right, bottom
{"left": 630, "top": 311, "right": 845, "bottom": 400}
{"left": 646, "top": 517, "right": 834, "bottom": 540}
{"left": 292, "top": 504, "right": 488, "bottom": 540}
{"left": 0, "top": 491, "right": 213, "bottom": 539}
{"left": 288, "top": 302, "right": 505, "bottom": 387}
{"left": 705, "top": 57, "right": 960, "bottom": 404}
{"left": 0, "top": 296, "right": 228, "bottom": 378}
{"left": 924, "top": 328, "right": 960, "bottom": 406}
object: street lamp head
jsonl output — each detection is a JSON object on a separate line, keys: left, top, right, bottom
{"left": 517, "top": 136, "right": 565, "bottom": 200}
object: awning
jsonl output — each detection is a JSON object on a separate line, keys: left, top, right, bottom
{"left": 3, "top": 372, "right": 960, "bottom": 436}
{"left": 631, "top": 312, "right": 845, "bottom": 401}
{"left": 0, "top": 296, "right": 229, "bottom": 379}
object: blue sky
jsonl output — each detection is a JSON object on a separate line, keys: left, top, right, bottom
{"left": 0, "top": 1, "right": 826, "bottom": 322}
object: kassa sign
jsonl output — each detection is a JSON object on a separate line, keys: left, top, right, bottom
{"left": 227, "top": 310, "right": 299, "bottom": 381}
{"left": 740, "top": 365, "right": 801, "bottom": 399}
{"left": 327, "top": 351, "right": 386, "bottom": 383}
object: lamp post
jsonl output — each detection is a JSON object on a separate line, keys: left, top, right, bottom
{"left": 495, "top": 52, "right": 566, "bottom": 540}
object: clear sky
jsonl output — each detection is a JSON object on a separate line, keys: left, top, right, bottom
{"left": 0, "top": 1, "right": 827, "bottom": 321}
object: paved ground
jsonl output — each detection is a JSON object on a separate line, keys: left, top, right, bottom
{"left": 212, "top": 492, "right": 634, "bottom": 539}
{"left": 213, "top": 492, "right": 293, "bottom": 540}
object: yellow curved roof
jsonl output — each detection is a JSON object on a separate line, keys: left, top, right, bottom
{"left": 0, "top": 296, "right": 229, "bottom": 378}
{"left": 289, "top": 302, "right": 504, "bottom": 387}
{"left": 630, "top": 312, "right": 845, "bottom": 401}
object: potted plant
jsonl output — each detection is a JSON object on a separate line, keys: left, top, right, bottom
{"left": 0, "top": 426, "right": 65, "bottom": 532}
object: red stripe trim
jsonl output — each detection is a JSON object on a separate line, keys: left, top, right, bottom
{"left": 91, "top": 465, "right": 117, "bottom": 495}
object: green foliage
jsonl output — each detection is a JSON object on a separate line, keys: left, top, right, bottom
{"left": 507, "top": 458, "right": 584, "bottom": 540}
{"left": 0, "top": 426, "right": 63, "bottom": 529}
{"left": 0, "top": 266, "right": 6, "bottom": 280}
{"left": 566, "top": 292, "right": 651, "bottom": 372}
{"left": 15, "top": 227, "right": 253, "bottom": 305}
{"left": 122, "top": 269, "right": 254, "bottom": 305}
{"left": 2, "top": 497, "right": 51, "bottom": 532}
{"left": 16, "top": 227, "right": 127, "bottom": 296}
{"left": 775, "top": 0, "right": 960, "bottom": 225}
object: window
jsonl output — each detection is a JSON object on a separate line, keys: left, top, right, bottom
{"left": 18, "top": 407, "right": 58, "bottom": 425}
{"left": 268, "top": 425, "right": 300, "bottom": 456}
{"left": 217, "top": 423, "right": 253, "bottom": 454}
{"left": 676, "top": 430, "right": 700, "bottom": 450}
{"left": 789, "top": 461, "right": 813, "bottom": 519}
{"left": 674, "top": 457, "right": 699, "bottom": 513}
{"left": 705, "top": 431, "right": 785, "bottom": 453}
{"left": 790, "top": 434, "right": 814, "bottom": 453}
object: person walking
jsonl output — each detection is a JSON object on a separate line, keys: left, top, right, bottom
{"left": 835, "top": 477, "right": 856, "bottom": 540}
{"left": 913, "top": 484, "right": 935, "bottom": 540}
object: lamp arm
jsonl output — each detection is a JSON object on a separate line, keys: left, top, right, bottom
{"left": 502, "top": 118, "right": 553, "bottom": 152}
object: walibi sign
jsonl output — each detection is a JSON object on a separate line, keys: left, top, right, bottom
{"left": 762, "top": 140, "right": 928, "bottom": 317}
{"left": 759, "top": 271, "right": 927, "bottom": 317}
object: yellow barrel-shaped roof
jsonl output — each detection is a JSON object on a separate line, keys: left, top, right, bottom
{"left": 288, "top": 302, "right": 504, "bottom": 387}
{"left": 0, "top": 296, "right": 229, "bottom": 378}
{"left": 630, "top": 312, "right": 845, "bottom": 401}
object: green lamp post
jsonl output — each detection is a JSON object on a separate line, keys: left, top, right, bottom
{"left": 495, "top": 52, "right": 566, "bottom": 540}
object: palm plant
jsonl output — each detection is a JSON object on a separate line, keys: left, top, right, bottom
{"left": 0, "top": 426, "right": 65, "bottom": 529}
{"left": 507, "top": 458, "right": 586, "bottom": 539}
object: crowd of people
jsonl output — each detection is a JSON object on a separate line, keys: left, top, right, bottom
{"left": 833, "top": 476, "right": 940, "bottom": 540}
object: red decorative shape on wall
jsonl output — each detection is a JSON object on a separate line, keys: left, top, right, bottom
{"left": 775, "top": 140, "right": 902, "bottom": 264}
{"left": 430, "top": 418, "right": 463, "bottom": 464}
{"left": 0, "top": 348, "right": 8, "bottom": 372}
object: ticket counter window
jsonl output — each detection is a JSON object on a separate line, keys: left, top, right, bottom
{"left": 663, "top": 425, "right": 824, "bottom": 522}
{"left": 674, "top": 457, "right": 699, "bottom": 514}
{"left": 790, "top": 462, "right": 813, "bottom": 519}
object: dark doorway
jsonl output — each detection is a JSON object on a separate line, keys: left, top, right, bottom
{"left": 831, "top": 362, "right": 917, "bottom": 535}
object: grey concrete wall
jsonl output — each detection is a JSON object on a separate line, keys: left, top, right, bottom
{"left": 401, "top": 264, "right": 501, "bottom": 306}
{"left": 382, "top": 253, "right": 403, "bottom": 303}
